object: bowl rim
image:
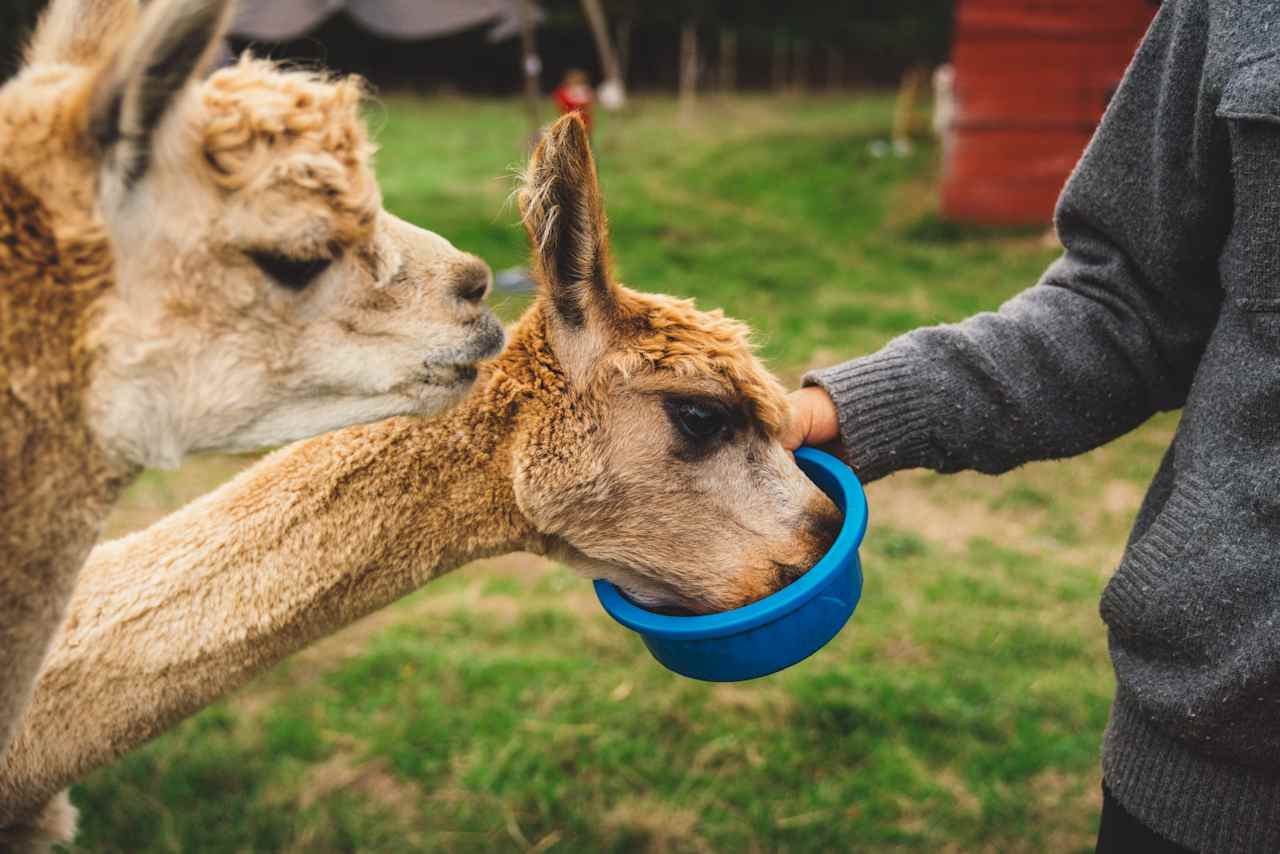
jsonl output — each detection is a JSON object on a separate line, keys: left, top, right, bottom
{"left": 593, "top": 446, "right": 867, "bottom": 641}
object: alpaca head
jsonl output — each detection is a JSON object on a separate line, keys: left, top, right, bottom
{"left": 14, "top": 0, "right": 504, "bottom": 467}
{"left": 512, "top": 115, "right": 840, "bottom": 614}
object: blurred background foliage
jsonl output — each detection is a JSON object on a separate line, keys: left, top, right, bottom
{"left": 0, "top": 0, "right": 954, "bottom": 90}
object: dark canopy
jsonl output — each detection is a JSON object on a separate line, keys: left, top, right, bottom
{"left": 229, "top": 0, "right": 533, "bottom": 44}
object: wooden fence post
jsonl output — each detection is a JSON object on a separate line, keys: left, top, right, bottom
{"left": 518, "top": 0, "right": 541, "bottom": 145}
{"left": 679, "top": 22, "right": 699, "bottom": 118}
{"left": 719, "top": 28, "right": 737, "bottom": 93}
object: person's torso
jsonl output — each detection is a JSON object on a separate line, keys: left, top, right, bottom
{"left": 1101, "top": 0, "right": 1280, "bottom": 768}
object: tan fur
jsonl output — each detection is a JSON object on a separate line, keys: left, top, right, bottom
{"left": 0, "top": 116, "right": 840, "bottom": 829}
{"left": 0, "top": 789, "right": 75, "bottom": 854}
{"left": 0, "top": 172, "right": 131, "bottom": 852}
{"left": 199, "top": 56, "right": 377, "bottom": 230}
{"left": 24, "top": 0, "right": 139, "bottom": 69}
{"left": 0, "top": 0, "right": 502, "bottom": 841}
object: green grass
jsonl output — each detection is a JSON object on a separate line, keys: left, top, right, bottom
{"left": 71, "top": 94, "right": 1176, "bottom": 852}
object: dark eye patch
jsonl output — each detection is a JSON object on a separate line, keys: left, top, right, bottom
{"left": 663, "top": 395, "right": 742, "bottom": 459}
{"left": 248, "top": 250, "right": 333, "bottom": 292}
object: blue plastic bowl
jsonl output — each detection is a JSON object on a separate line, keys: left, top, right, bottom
{"left": 593, "top": 447, "right": 868, "bottom": 682}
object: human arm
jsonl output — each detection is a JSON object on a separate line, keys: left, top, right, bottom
{"left": 799, "top": 0, "right": 1230, "bottom": 481}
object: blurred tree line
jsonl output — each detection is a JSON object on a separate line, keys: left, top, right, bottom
{"left": 540, "top": 0, "right": 953, "bottom": 91}
{"left": 1, "top": 0, "right": 953, "bottom": 92}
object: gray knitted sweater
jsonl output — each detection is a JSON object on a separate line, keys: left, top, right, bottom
{"left": 805, "top": 2, "right": 1280, "bottom": 851}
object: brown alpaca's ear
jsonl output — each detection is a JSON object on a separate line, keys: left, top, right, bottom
{"left": 519, "top": 114, "right": 618, "bottom": 330}
{"left": 87, "top": 0, "right": 235, "bottom": 190}
{"left": 25, "top": 0, "right": 140, "bottom": 68}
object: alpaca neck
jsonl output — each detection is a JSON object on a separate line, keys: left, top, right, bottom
{"left": 0, "top": 163, "right": 128, "bottom": 502}
{"left": 0, "top": 311, "right": 563, "bottom": 823}
{"left": 0, "top": 167, "right": 119, "bottom": 474}
{"left": 0, "top": 166, "right": 131, "bottom": 787}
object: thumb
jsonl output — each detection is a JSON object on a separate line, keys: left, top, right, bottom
{"left": 782, "top": 386, "right": 839, "bottom": 451}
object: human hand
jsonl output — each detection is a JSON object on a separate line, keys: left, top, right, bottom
{"left": 781, "top": 386, "right": 840, "bottom": 452}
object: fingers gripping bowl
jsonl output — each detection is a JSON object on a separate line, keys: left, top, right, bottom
{"left": 594, "top": 447, "right": 868, "bottom": 682}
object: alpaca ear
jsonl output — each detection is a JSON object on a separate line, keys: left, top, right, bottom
{"left": 88, "top": 0, "right": 234, "bottom": 190}
{"left": 25, "top": 0, "right": 140, "bottom": 68}
{"left": 519, "top": 114, "right": 618, "bottom": 332}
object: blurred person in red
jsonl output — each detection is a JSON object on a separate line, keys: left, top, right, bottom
{"left": 553, "top": 69, "right": 594, "bottom": 134}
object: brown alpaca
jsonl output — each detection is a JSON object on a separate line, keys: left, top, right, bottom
{"left": 0, "top": 115, "right": 840, "bottom": 846}
{"left": 0, "top": 0, "right": 502, "bottom": 838}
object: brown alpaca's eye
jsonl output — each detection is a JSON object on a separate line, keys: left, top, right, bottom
{"left": 248, "top": 250, "right": 332, "bottom": 292}
{"left": 666, "top": 398, "right": 731, "bottom": 443}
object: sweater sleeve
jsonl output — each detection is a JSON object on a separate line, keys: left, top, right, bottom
{"left": 806, "top": 0, "right": 1230, "bottom": 483}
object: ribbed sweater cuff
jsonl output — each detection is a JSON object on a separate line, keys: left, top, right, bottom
{"left": 802, "top": 350, "right": 935, "bottom": 483}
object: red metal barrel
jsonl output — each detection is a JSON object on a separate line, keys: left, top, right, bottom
{"left": 940, "top": 0, "right": 1159, "bottom": 226}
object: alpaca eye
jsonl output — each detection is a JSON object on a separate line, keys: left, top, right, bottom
{"left": 667, "top": 399, "right": 731, "bottom": 443}
{"left": 248, "top": 250, "right": 332, "bottom": 291}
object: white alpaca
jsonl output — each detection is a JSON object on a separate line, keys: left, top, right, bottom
{"left": 0, "top": 0, "right": 503, "bottom": 842}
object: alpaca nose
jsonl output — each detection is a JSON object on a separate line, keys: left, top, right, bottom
{"left": 452, "top": 258, "right": 493, "bottom": 304}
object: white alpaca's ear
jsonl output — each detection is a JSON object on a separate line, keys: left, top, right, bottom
{"left": 519, "top": 114, "right": 619, "bottom": 337}
{"left": 87, "top": 0, "right": 234, "bottom": 191}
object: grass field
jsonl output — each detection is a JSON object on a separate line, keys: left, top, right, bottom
{"left": 68, "top": 95, "right": 1174, "bottom": 852}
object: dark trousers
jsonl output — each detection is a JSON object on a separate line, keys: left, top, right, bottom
{"left": 1096, "top": 782, "right": 1195, "bottom": 854}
